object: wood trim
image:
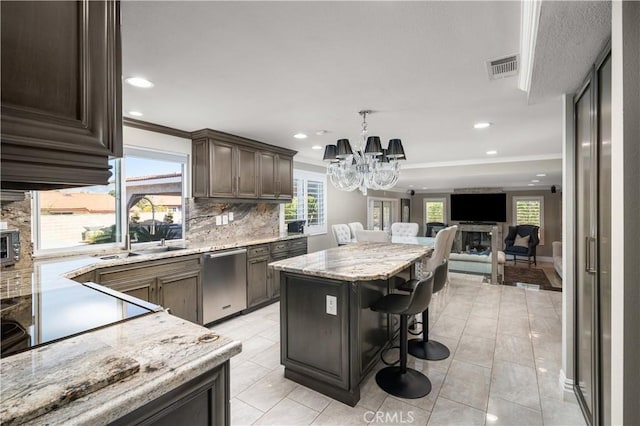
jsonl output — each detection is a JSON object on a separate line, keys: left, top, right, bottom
{"left": 123, "top": 117, "right": 192, "bottom": 139}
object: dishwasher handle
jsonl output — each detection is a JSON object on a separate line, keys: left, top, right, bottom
{"left": 205, "top": 248, "right": 247, "bottom": 259}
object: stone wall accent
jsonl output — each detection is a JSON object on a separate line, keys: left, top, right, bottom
{"left": 186, "top": 199, "right": 279, "bottom": 245}
{"left": 1, "top": 193, "right": 33, "bottom": 270}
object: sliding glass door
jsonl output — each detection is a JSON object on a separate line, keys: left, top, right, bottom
{"left": 368, "top": 198, "right": 398, "bottom": 231}
{"left": 574, "top": 48, "right": 611, "bottom": 426}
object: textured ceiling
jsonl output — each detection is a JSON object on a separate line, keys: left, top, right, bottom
{"left": 528, "top": 1, "right": 611, "bottom": 104}
{"left": 121, "top": 1, "right": 566, "bottom": 191}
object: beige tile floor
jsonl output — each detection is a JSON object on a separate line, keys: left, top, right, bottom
{"left": 210, "top": 269, "right": 584, "bottom": 426}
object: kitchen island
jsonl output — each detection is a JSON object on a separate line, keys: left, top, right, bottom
{"left": 270, "top": 242, "right": 432, "bottom": 406}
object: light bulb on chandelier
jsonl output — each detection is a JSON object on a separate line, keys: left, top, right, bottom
{"left": 322, "top": 110, "right": 406, "bottom": 195}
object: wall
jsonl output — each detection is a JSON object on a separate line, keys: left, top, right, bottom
{"left": 293, "top": 162, "right": 368, "bottom": 252}
{"left": 0, "top": 194, "right": 33, "bottom": 270}
{"left": 611, "top": 2, "right": 640, "bottom": 423}
{"left": 410, "top": 189, "right": 563, "bottom": 258}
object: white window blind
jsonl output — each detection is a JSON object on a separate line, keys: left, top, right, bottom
{"left": 513, "top": 196, "right": 544, "bottom": 244}
{"left": 283, "top": 170, "right": 327, "bottom": 235}
{"left": 424, "top": 199, "right": 446, "bottom": 223}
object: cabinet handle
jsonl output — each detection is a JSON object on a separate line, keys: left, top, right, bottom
{"left": 585, "top": 236, "right": 597, "bottom": 274}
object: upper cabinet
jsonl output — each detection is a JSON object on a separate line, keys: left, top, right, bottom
{"left": 192, "top": 129, "right": 296, "bottom": 201}
{"left": 1, "top": 0, "right": 122, "bottom": 190}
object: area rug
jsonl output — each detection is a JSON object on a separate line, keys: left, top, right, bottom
{"left": 503, "top": 266, "right": 561, "bottom": 292}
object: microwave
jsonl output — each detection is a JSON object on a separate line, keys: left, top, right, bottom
{"left": 0, "top": 229, "right": 21, "bottom": 267}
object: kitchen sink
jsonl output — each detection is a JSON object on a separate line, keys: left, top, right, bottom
{"left": 131, "top": 246, "right": 189, "bottom": 255}
{"left": 98, "top": 252, "right": 142, "bottom": 260}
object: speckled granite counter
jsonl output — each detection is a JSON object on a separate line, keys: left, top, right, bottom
{"left": 269, "top": 241, "right": 432, "bottom": 281}
{"left": 0, "top": 234, "right": 304, "bottom": 424}
{"left": 1, "top": 312, "right": 240, "bottom": 425}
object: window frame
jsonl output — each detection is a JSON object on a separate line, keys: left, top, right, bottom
{"left": 512, "top": 195, "right": 545, "bottom": 245}
{"left": 423, "top": 197, "right": 447, "bottom": 225}
{"left": 123, "top": 147, "right": 188, "bottom": 249}
{"left": 367, "top": 197, "right": 399, "bottom": 231}
{"left": 32, "top": 148, "right": 189, "bottom": 257}
{"left": 283, "top": 169, "right": 327, "bottom": 236}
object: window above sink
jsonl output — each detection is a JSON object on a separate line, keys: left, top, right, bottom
{"left": 33, "top": 148, "right": 188, "bottom": 257}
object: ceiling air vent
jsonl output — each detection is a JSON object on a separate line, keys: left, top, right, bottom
{"left": 486, "top": 54, "right": 519, "bottom": 80}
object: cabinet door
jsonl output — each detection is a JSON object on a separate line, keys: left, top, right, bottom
{"left": 0, "top": 0, "right": 122, "bottom": 190}
{"left": 236, "top": 146, "right": 259, "bottom": 198}
{"left": 107, "top": 276, "right": 157, "bottom": 304}
{"left": 259, "top": 152, "right": 277, "bottom": 198}
{"left": 192, "top": 138, "right": 209, "bottom": 198}
{"left": 247, "top": 256, "right": 270, "bottom": 308}
{"left": 277, "top": 155, "right": 293, "bottom": 199}
{"left": 158, "top": 269, "right": 202, "bottom": 324}
{"left": 209, "top": 140, "right": 236, "bottom": 198}
{"left": 269, "top": 255, "right": 288, "bottom": 299}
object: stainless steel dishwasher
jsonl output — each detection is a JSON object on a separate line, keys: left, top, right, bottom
{"left": 203, "top": 248, "right": 247, "bottom": 324}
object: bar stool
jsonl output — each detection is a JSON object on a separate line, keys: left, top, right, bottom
{"left": 398, "top": 260, "right": 450, "bottom": 361}
{"left": 370, "top": 272, "right": 434, "bottom": 399}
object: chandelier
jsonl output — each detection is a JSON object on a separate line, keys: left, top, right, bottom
{"left": 322, "top": 110, "right": 406, "bottom": 195}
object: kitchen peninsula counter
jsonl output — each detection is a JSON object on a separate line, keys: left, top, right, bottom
{"left": 270, "top": 242, "right": 432, "bottom": 406}
{"left": 0, "top": 233, "right": 306, "bottom": 425}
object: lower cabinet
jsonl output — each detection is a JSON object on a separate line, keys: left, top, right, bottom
{"left": 247, "top": 255, "right": 270, "bottom": 308}
{"left": 111, "top": 360, "right": 229, "bottom": 426}
{"left": 158, "top": 270, "right": 201, "bottom": 325}
{"left": 95, "top": 255, "right": 203, "bottom": 325}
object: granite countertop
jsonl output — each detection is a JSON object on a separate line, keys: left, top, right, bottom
{"left": 0, "top": 312, "right": 241, "bottom": 425}
{"left": 0, "top": 234, "right": 305, "bottom": 424}
{"left": 269, "top": 242, "right": 433, "bottom": 281}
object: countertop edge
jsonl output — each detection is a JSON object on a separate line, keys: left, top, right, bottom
{"left": 64, "top": 340, "right": 242, "bottom": 426}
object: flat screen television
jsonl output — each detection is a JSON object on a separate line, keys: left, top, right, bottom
{"left": 450, "top": 193, "right": 507, "bottom": 223}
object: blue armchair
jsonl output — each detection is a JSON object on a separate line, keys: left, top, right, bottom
{"left": 504, "top": 225, "right": 540, "bottom": 266}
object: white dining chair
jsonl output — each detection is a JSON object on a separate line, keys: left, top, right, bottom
{"left": 356, "top": 229, "right": 390, "bottom": 243}
{"left": 348, "top": 222, "right": 364, "bottom": 240}
{"left": 331, "top": 224, "right": 353, "bottom": 246}
{"left": 390, "top": 222, "right": 419, "bottom": 237}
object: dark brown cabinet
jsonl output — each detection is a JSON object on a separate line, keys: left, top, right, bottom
{"left": 192, "top": 129, "right": 295, "bottom": 201}
{"left": 113, "top": 360, "right": 229, "bottom": 426}
{"left": 158, "top": 269, "right": 201, "bottom": 325}
{"left": 247, "top": 245, "right": 270, "bottom": 309}
{"left": 260, "top": 152, "right": 294, "bottom": 199}
{"left": 1, "top": 0, "right": 122, "bottom": 190}
{"left": 267, "top": 237, "right": 308, "bottom": 302}
{"left": 95, "top": 255, "right": 203, "bottom": 324}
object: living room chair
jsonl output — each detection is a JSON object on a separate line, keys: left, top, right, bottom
{"left": 331, "top": 224, "right": 353, "bottom": 246}
{"left": 504, "top": 224, "right": 540, "bottom": 266}
{"left": 425, "top": 222, "right": 447, "bottom": 237}
{"left": 390, "top": 222, "right": 419, "bottom": 237}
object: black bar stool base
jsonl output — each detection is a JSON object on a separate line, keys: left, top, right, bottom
{"left": 408, "top": 339, "right": 450, "bottom": 361}
{"left": 375, "top": 367, "right": 432, "bottom": 399}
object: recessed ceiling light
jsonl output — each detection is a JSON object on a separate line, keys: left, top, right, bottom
{"left": 536, "top": 173, "right": 546, "bottom": 177}
{"left": 486, "top": 414, "right": 499, "bottom": 423}
{"left": 474, "top": 122, "right": 492, "bottom": 129}
{"left": 422, "top": 187, "right": 427, "bottom": 190}
{"left": 528, "top": 183, "right": 535, "bottom": 186}
{"left": 531, "top": 179, "right": 540, "bottom": 183}
{"left": 293, "top": 133, "right": 308, "bottom": 139}
{"left": 315, "top": 130, "right": 328, "bottom": 136}
{"left": 125, "top": 77, "right": 154, "bottom": 88}
{"left": 311, "top": 145, "right": 322, "bottom": 150}
{"left": 486, "top": 150, "right": 498, "bottom": 155}
{"left": 128, "top": 111, "right": 143, "bottom": 117}
{"left": 409, "top": 184, "right": 414, "bottom": 188}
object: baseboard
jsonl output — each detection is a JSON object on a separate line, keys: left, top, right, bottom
{"left": 559, "top": 369, "right": 578, "bottom": 403}
{"left": 537, "top": 256, "right": 553, "bottom": 263}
